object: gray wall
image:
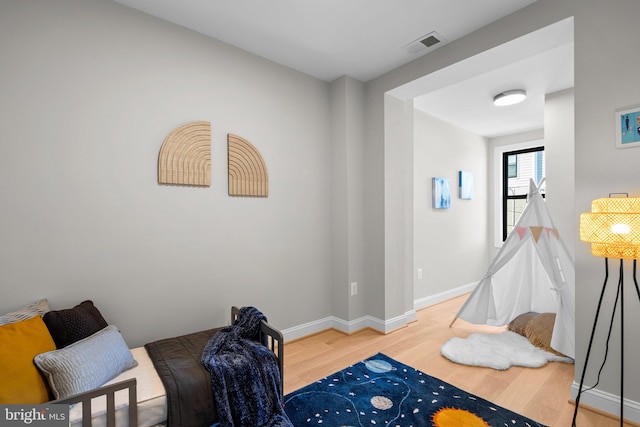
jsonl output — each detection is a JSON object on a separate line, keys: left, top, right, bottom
{"left": 330, "top": 76, "right": 367, "bottom": 322}
{"left": 544, "top": 89, "right": 575, "bottom": 258}
{"left": 573, "top": 0, "right": 640, "bottom": 409}
{"left": 413, "top": 111, "right": 489, "bottom": 300}
{"left": 0, "top": 0, "right": 334, "bottom": 346}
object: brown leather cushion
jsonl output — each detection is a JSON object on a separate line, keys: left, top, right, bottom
{"left": 524, "top": 312, "right": 566, "bottom": 357}
{"left": 507, "top": 312, "right": 538, "bottom": 336}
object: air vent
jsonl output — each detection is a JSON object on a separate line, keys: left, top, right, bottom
{"left": 420, "top": 35, "right": 440, "bottom": 48}
{"left": 404, "top": 31, "right": 446, "bottom": 54}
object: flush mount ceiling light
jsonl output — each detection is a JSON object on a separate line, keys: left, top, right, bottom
{"left": 493, "top": 89, "right": 527, "bottom": 106}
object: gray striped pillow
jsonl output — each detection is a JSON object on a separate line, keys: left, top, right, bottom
{"left": 0, "top": 299, "right": 49, "bottom": 325}
{"left": 34, "top": 325, "right": 137, "bottom": 400}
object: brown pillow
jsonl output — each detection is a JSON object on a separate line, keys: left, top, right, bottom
{"left": 524, "top": 313, "right": 566, "bottom": 357}
{"left": 43, "top": 300, "right": 108, "bottom": 348}
{"left": 507, "top": 312, "right": 538, "bottom": 336}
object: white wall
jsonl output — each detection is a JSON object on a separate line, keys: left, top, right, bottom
{"left": 413, "top": 111, "right": 489, "bottom": 301}
{"left": 0, "top": 0, "right": 333, "bottom": 347}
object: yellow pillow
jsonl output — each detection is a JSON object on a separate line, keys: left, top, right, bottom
{"left": 0, "top": 315, "right": 56, "bottom": 403}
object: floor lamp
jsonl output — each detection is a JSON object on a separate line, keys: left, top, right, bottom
{"left": 573, "top": 196, "right": 640, "bottom": 427}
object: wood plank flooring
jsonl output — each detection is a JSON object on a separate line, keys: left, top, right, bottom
{"left": 283, "top": 294, "right": 631, "bottom": 427}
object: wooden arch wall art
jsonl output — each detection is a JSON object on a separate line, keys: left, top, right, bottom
{"left": 227, "top": 133, "right": 269, "bottom": 197}
{"left": 158, "top": 121, "right": 211, "bottom": 186}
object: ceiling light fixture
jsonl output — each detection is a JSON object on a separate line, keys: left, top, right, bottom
{"left": 493, "top": 89, "right": 527, "bottom": 106}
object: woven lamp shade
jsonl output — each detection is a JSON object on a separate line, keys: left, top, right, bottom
{"left": 580, "top": 197, "right": 640, "bottom": 260}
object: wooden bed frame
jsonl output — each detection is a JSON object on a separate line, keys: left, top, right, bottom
{"left": 49, "top": 306, "right": 285, "bottom": 427}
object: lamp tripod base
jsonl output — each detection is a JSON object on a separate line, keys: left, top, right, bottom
{"left": 572, "top": 258, "right": 639, "bottom": 427}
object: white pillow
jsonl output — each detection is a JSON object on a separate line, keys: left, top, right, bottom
{"left": 0, "top": 299, "right": 49, "bottom": 325}
{"left": 34, "top": 325, "right": 137, "bottom": 400}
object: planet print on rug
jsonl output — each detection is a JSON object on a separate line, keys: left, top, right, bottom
{"left": 284, "top": 353, "right": 547, "bottom": 426}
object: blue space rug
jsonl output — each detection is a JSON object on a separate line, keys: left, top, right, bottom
{"left": 284, "top": 353, "right": 546, "bottom": 426}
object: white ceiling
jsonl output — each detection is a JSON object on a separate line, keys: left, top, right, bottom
{"left": 112, "top": 0, "right": 574, "bottom": 137}
{"left": 413, "top": 40, "right": 574, "bottom": 138}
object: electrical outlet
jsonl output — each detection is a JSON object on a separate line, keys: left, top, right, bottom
{"left": 350, "top": 281, "right": 358, "bottom": 296}
{"left": 417, "top": 268, "right": 423, "bottom": 279}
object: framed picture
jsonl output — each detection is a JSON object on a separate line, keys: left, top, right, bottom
{"left": 615, "top": 105, "right": 640, "bottom": 149}
{"left": 432, "top": 177, "right": 451, "bottom": 209}
{"left": 458, "top": 171, "right": 473, "bottom": 200}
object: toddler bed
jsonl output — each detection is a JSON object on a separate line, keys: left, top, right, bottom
{"left": 0, "top": 300, "right": 284, "bottom": 427}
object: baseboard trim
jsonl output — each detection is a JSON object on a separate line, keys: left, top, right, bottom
{"left": 281, "top": 317, "right": 335, "bottom": 342}
{"left": 570, "top": 381, "right": 640, "bottom": 424}
{"left": 282, "top": 310, "right": 417, "bottom": 341}
{"left": 414, "top": 282, "right": 476, "bottom": 311}
{"left": 283, "top": 283, "right": 474, "bottom": 342}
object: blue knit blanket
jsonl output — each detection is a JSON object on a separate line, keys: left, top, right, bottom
{"left": 201, "top": 307, "right": 292, "bottom": 427}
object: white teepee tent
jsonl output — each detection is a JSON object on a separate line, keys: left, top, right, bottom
{"left": 454, "top": 179, "right": 575, "bottom": 358}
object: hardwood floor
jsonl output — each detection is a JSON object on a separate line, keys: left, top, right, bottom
{"left": 283, "top": 294, "right": 631, "bottom": 427}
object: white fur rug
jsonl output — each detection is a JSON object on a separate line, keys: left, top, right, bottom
{"left": 440, "top": 331, "right": 573, "bottom": 370}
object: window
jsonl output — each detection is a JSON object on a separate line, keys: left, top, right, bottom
{"left": 507, "top": 154, "right": 518, "bottom": 178}
{"left": 502, "top": 146, "right": 545, "bottom": 240}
